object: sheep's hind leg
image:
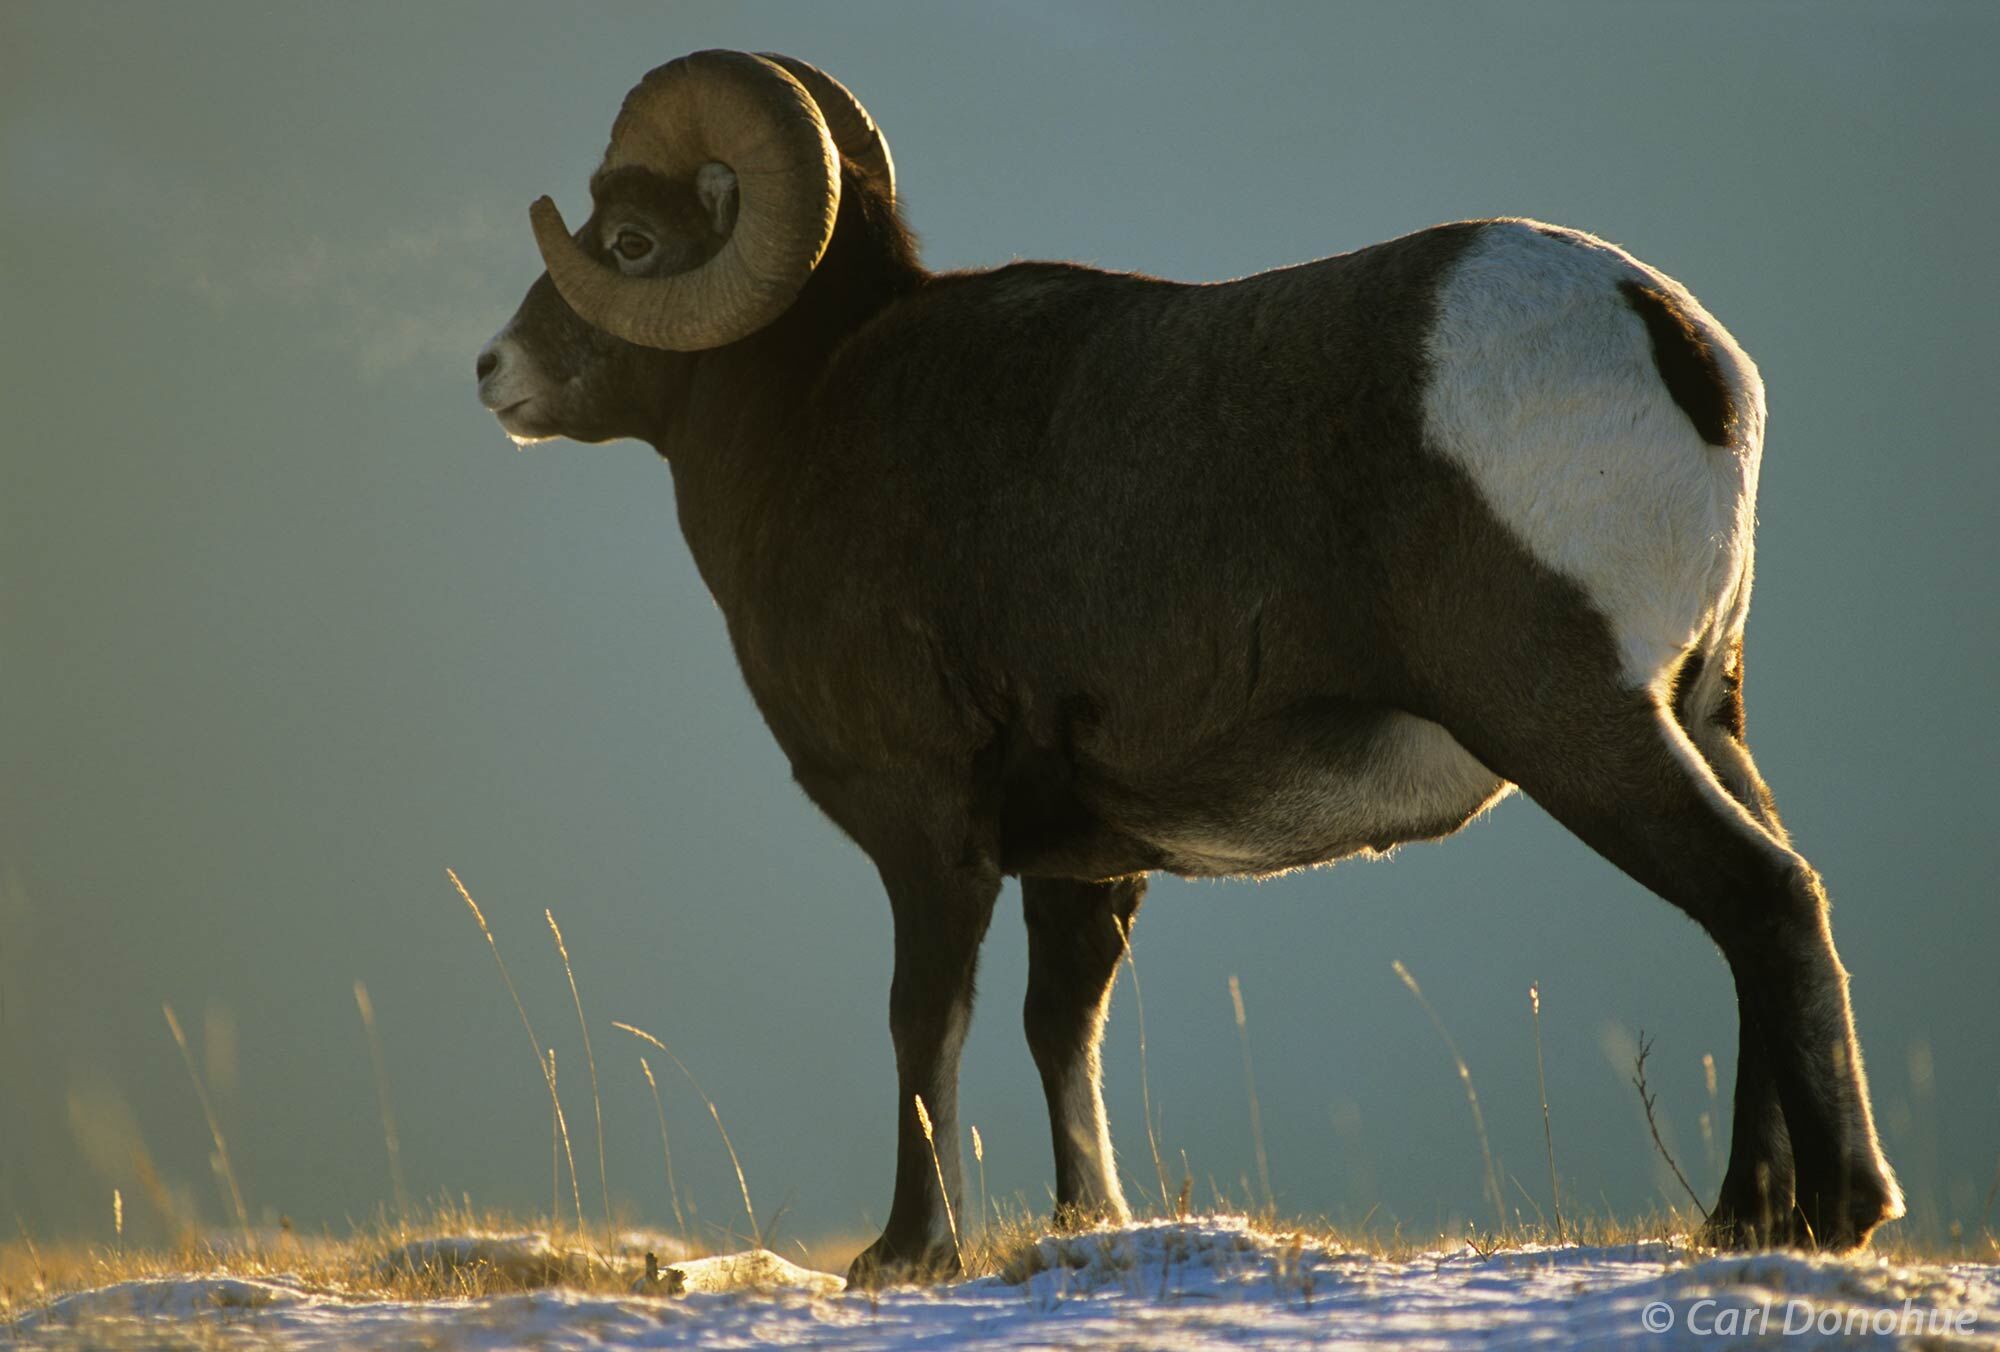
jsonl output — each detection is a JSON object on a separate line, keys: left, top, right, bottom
{"left": 1672, "top": 642, "right": 1805, "bottom": 1245}
{"left": 1437, "top": 681, "right": 1901, "bottom": 1250}
{"left": 1022, "top": 875, "right": 1145, "bottom": 1224}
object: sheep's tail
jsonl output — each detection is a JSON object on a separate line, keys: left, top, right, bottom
{"left": 1617, "top": 279, "right": 1741, "bottom": 448}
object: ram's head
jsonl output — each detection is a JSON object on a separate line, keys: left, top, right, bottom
{"left": 474, "top": 51, "right": 893, "bottom": 445}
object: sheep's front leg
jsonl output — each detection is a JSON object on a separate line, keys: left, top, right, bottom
{"left": 1023, "top": 875, "right": 1143, "bottom": 1223}
{"left": 846, "top": 848, "right": 1000, "bottom": 1288}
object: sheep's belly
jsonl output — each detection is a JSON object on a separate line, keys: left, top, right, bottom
{"left": 1140, "top": 713, "right": 1511, "bottom": 880}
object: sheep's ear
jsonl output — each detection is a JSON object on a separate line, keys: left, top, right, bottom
{"left": 695, "top": 162, "right": 740, "bottom": 237}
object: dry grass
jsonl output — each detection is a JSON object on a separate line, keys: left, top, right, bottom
{"left": 8, "top": 870, "right": 1990, "bottom": 1330}
{"left": 612, "top": 1021, "right": 757, "bottom": 1247}
{"left": 351, "top": 981, "right": 410, "bottom": 1227}
{"left": 546, "top": 909, "right": 613, "bottom": 1245}
{"left": 0, "top": 1201, "right": 686, "bottom": 1317}
{"left": 448, "top": 869, "right": 585, "bottom": 1236}
{"left": 4, "top": 1172, "right": 1989, "bottom": 1325}
{"left": 1392, "top": 960, "right": 1504, "bottom": 1232}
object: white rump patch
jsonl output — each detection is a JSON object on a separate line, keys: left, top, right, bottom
{"left": 1422, "top": 221, "right": 1767, "bottom": 686}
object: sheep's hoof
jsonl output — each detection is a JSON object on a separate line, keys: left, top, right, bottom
{"left": 845, "top": 1232, "right": 961, "bottom": 1289}
{"left": 1049, "top": 1199, "right": 1130, "bottom": 1232}
{"left": 1698, "top": 1204, "right": 1808, "bottom": 1251}
{"left": 1792, "top": 1173, "right": 1904, "bottom": 1252}
{"left": 1702, "top": 1183, "right": 1898, "bottom": 1253}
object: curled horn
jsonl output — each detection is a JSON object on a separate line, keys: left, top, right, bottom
{"left": 528, "top": 50, "right": 840, "bottom": 351}
{"left": 756, "top": 54, "right": 895, "bottom": 204}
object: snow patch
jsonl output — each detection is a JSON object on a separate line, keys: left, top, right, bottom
{"left": 641, "top": 1248, "right": 845, "bottom": 1298}
{"left": 26, "top": 1274, "right": 307, "bottom": 1323}
{"left": 8, "top": 1221, "right": 1998, "bottom": 1349}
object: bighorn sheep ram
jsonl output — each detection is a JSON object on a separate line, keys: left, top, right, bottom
{"left": 476, "top": 51, "right": 1902, "bottom": 1282}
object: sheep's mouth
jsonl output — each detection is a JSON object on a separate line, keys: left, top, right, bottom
{"left": 493, "top": 399, "right": 551, "bottom": 439}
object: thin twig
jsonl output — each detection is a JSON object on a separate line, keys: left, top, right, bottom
{"left": 1632, "top": 1032, "right": 1709, "bottom": 1219}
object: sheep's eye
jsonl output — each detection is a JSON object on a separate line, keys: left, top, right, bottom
{"left": 613, "top": 229, "right": 653, "bottom": 261}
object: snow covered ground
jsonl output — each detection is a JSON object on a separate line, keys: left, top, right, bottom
{"left": 10, "top": 1219, "right": 1999, "bottom": 1349}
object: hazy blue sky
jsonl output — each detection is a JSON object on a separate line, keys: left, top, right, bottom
{"left": 4, "top": 2, "right": 1995, "bottom": 1255}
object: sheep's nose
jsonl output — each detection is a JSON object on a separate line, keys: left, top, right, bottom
{"left": 475, "top": 348, "right": 500, "bottom": 381}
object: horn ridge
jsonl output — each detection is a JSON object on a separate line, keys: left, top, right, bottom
{"left": 755, "top": 53, "right": 895, "bottom": 205}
